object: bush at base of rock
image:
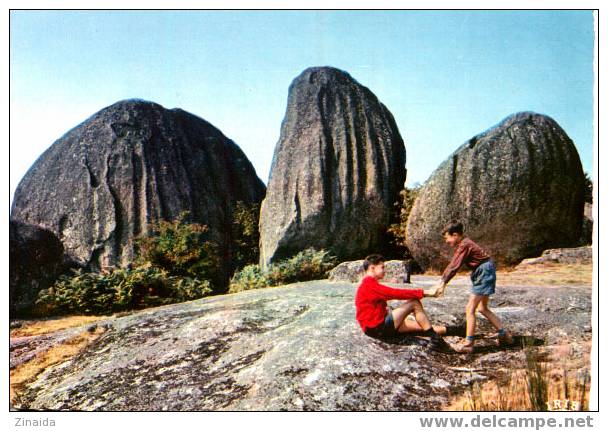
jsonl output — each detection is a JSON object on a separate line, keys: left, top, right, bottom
{"left": 229, "top": 249, "right": 337, "bottom": 293}
{"left": 231, "top": 201, "right": 262, "bottom": 271}
{"left": 387, "top": 186, "right": 422, "bottom": 249}
{"left": 136, "top": 212, "right": 221, "bottom": 286}
{"left": 35, "top": 264, "right": 212, "bottom": 316}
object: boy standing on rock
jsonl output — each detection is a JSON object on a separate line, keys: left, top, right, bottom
{"left": 355, "top": 254, "right": 454, "bottom": 351}
{"left": 433, "top": 221, "right": 513, "bottom": 353}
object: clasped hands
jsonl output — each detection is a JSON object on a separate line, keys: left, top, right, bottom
{"left": 423, "top": 282, "right": 447, "bottom": 298}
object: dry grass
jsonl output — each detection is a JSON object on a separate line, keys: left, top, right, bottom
{"left": 447, "top": 367, "right": 590, "bottom": 411}
{"left": 10, "top": 315, "right": 105, "bottom": 338}
{"left": 421, "top": 263, "right": 592, "bottom": 287}
{"left": 10, "top": 326, "right": 106, "bottom": 405}
{"left": 496, "top": 263, "right": 592, "bottom": 287}
{"left": 446, "top": 342, "right": 591, "bottom": 411}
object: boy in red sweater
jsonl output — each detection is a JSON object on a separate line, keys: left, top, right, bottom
{"left": 434, "top": 221, "right": 513, "bottom": 352}
{"left": 355, "top": 254, "right": 452, "bottom": 350}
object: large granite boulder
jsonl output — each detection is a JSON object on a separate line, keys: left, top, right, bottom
{"left": 9, "top": 221, "right": 74, "bottom": 317}
{"left": 259, "top": 67, "right": 406, "bottom": 267}
{"left": 406, "top": 112, "right": 586, "bottom": 270}
{"left": 12, "top": 276, "right": 591, "bottom": 411}
{"left": 10, "top": 99, "right": 266, "bottom": 290}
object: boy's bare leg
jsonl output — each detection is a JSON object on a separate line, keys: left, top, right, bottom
{"left": 391, "top": 300, "right": 446, "bottom": 334}
{"left": 397, "top": 319, "right": 447, "bottom": 335}
{"left": 477, "top": 296, "right": 503, "bottom": 330}
{"left": 465, "top": 294, "right": 485, "bottom": 343}
{"left": 478, "top": 296, "right": 513, "bottom": 343}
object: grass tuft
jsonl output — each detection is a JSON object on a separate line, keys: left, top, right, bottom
{"left": 448, "top": 339, "right": 590, "bottom": 411}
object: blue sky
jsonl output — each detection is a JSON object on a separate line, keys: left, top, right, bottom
{"left": 10, "top": 10, "right": 595, "bottom": 202}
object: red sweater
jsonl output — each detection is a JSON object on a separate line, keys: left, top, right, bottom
{"left": 355, "top": 275, "right": 424, "bottom": 332}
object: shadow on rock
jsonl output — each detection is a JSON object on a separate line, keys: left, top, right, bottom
{"left": 456, "top": 335, "right": 545, "bottom": 355}
{"left": 370, "top": 334, "right": 544, "bottom": 355}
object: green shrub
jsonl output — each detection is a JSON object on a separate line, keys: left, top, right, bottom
{"left": 36, "top": 264, "right": 212, "bottom": 316}
{"left": 136, "top": 211, "right": 220, "bottom": 283}
{"left": 229, "top": 248, "right": 336, "bottom": 293}
{"left": 34, "top": 212, "right": 220, "bottom": 316}
{"left": 231, "top": 201, "right": 261, "bottom": 270}
{"left": 583, "top": 172, "right": 593, "bottom": 204}
{"left": 387, "top": 184, "right": 421, "bottom": 249}
{"left": 227, "top": 264, "right": 269, "bottom": 293}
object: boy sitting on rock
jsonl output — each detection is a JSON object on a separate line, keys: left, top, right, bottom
{"left": 433, "top": 221, "right": 513, "bottom": 352}
{"left": 355, "top": 254, "right": 454, "bottom": 351}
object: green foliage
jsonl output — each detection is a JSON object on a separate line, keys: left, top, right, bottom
{"left": 229, "top": 248, "right": 337, "bottom": 293}
{"left": 136, "top": 211, "right": 220, "bottom": 283}
{"left": 36, "top": 212, "right": 218, "bottom": 316}
{"left": 36, "top": 264, "right": 212, "bottom": 316}
{"left": 227, "top": 264, "right": 269, "bottom": 293}
{"left": 387, "top": 184, "right": 421, "bottom": 249}
{"left": 231, "top": 201, "right": 261, "bottom": 270}
{"left": 583, "top": 172, "right": 593, "bottom": 204}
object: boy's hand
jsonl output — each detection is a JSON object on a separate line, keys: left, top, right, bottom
{"left": 434, "top": 282, "right": 446, "bottom": 297}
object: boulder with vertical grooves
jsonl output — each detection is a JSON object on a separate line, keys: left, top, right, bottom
{"left": 259, "top": 67, "right": 406, "bottom": 266}
{"left": 406, "top": 112, "right": 586, "bottom": 270}
{"left": 10, "top": 99, "right": 266, "bottom": 291}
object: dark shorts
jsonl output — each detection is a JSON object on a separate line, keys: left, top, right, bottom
{"left": 471, "top": 260, "right": 496, "bottom": 296}
{"left": 364, "top": 310, "right": 397, "bottom": 339}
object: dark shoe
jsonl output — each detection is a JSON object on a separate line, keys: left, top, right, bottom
{"left": 498, "top": 331, "right": 514, "bottom": 346}
{"left": 427, "top": 336, "right": 453, "bottom": 352}
{"left": 445, "top": 320, "right": 467, "bottom": 337}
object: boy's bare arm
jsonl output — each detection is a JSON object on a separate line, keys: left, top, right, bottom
{"left": 423, "top": 286, "right": 440, "bottom": 298}
{"left": 431, "top": 281, "right": 447, "bottom": 297}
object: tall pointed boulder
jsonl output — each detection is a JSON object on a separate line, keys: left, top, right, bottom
{"left": 260, "top": 67, "right": 406, "bottom": 266}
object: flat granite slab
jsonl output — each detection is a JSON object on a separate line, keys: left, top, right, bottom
{"left": 13, "top": 275, "right": 591, "bottom": 411}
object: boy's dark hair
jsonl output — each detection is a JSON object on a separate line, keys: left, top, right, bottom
{"left": 442, "top": 220, "right": 464, "bottom": 236}
{"left": 363, "top": 254, "right": 385, "bottom": 271}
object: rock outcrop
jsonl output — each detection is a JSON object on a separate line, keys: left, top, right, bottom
{"left": 12, "top": 276, "right": 591, "bottom": 411}
{"left": 9, "top": 221, "right": 74, "bottom": 317}
{"left": 406, "top": 112, "right": 586, "bottom": 270}
{"left": 259, "top": 67, "right": 406, "bottom": 266}
{"left": 329, "top": 260, "right": 407, "bottom": 283}
{"left": 10, "top": 99, "right": 266, "bottom": 290}
{"left": 516, "top": 246, "right": 592, "bottom": 267}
